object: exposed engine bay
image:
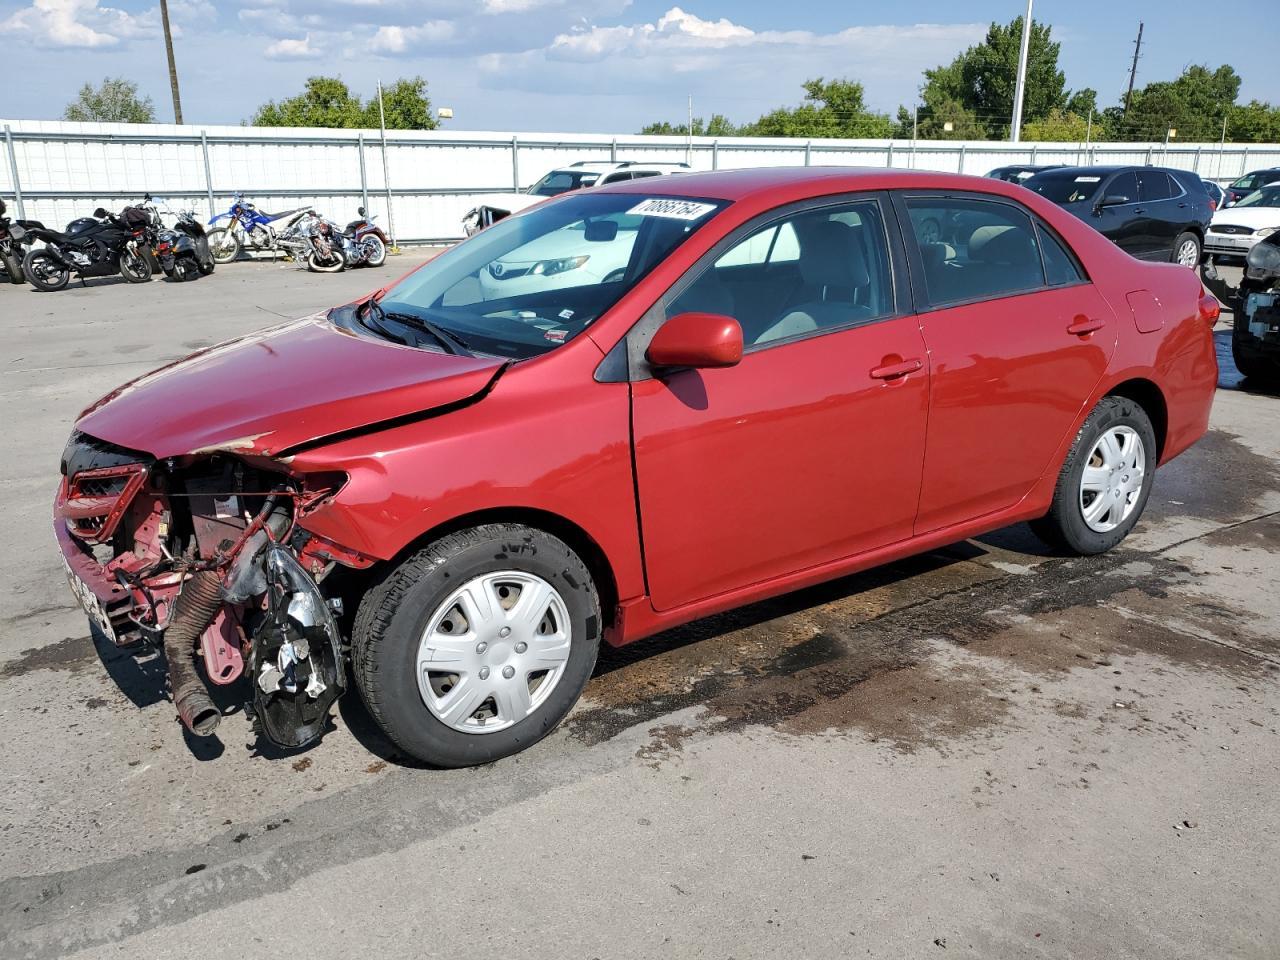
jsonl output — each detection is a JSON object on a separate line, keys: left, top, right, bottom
{"left": 55, "top": 431, "right": 369, "bottom": 749}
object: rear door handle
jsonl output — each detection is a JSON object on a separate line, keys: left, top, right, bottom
{"left": 1067, "top": 316, "right": 1105, "bottom": 337}
{"left": 869, "top": 358, "right": 923, "bottom": 380}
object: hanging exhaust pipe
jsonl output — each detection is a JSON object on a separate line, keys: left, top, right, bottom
{"left": 165, "top": 569, "right": 223, "bottom": 736}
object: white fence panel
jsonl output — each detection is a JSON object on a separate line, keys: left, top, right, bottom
{"left": 4, "top": 119, "right": 1280, "bottom": 243}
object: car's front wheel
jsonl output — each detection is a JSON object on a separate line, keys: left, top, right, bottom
{"left": 353, "top": 523, "right": 601, "bottom": 767}
{"left": 1172, "top": 231, "right": 1201, "bottom": 267}
{"left": 1030, "top": 396, "right": 1157, "bottom": 555}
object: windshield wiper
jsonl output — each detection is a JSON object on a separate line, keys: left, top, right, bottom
{"left": 363, "top": 299, "right": 475, "bottom": 357}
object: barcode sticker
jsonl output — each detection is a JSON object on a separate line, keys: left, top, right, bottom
{"left": 627, "top": 198, "right": 717, "bottom": 221}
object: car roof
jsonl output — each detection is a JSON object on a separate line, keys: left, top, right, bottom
{"left": 591, "top": 165, "right": 1069, "bottom": 203}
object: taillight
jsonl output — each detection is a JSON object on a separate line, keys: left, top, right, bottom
{"left": 1198, "top": 292, "right": 1221, "bottom": 326}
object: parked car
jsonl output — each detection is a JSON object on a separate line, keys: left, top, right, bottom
{"left": 54, "top": 168, "right": 1218, "bottom": 766}
{"left": 1224, "top": 168, "right": 1280, "bottom": 206}
{"left": 985, "top": 164, "right": 1064, "bottom": 183}
{"left": 1024, "top": 165, "right": 1213, "bottom": 266}
{"left": 1231, "top": 228, "right": 1280, "bottom": 382}
{"left": 1204, "top": 184, "right": 1280, "bottom": 261}
{"left": 1202, "top": 179, "right": 1227, "bottom": 211}
{"left": 462, "top": 161, "right": 692, "bottom": 235}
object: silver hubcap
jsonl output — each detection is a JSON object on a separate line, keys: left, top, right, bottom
{"left": 416, "top": 571, "right": 571, "bottom": 734}
{"left": 1079, "top": 425, "right": 1146, "bottom": 533}
{"left": 1177, "top": 239, "right": 1199, "bottom": 266}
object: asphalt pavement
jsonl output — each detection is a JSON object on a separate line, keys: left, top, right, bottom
{"left": 1, "top": 255, "right": 1277, "bottom": 960}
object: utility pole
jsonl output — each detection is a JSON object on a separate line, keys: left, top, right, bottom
{"left": 911, "top": 106, "right": 918, "bottom": 168}
{"left": 159, "top": 0, "right": 183, "bottom": 124}
{"left": 377, "top": 81, "right": 397, "bottom": 252}
{"left": 1123, "top": 21, "right": 1143, "bottom": 117}
{"left": 686, "top": 95, "right": 693, "bottom": 165}
{"left": 1009, "top": 0, "right": 1034, "bottom": 142}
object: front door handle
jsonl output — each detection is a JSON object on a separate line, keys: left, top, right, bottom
{"left": 1067, "top": 315, "right": 1105, "bottom": 337}
{"left": 869, "top": 357, "right": 923, "bottom": 380}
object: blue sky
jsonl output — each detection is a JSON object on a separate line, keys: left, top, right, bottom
{"left": 0, "top": 0, "right": 1274, "bottom": 131}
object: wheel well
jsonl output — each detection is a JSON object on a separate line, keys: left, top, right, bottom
{"left": 1106, "top": 378, "right": 1168, "bottom": 461}
{"left": 380, "top": 508, "right": 620, "bottom": 630}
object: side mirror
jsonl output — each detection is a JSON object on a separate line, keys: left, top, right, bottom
{"left": 1096, "top": 194, "right": 1129, "bottom": 210}
{"left": 93, "top": 207, "right": 109, "bottom": 219}
{"left": 584, "top": 219, "right": 618, "bottom": 242}
{"left": 357, "top": 206, "right": 366, "bottom": 217}
{"left": 647, "top": 312, "right": 743, "bottom": 371}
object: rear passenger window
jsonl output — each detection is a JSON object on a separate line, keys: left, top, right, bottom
{"left": 1037, "top": 224, "right": 1083, "bottom": 286}
{"left": 903, "top": 197, "right": 1046, "bottom": 306}
{"left": 1137, "top": 170, "right": 1175, "bottom": 201}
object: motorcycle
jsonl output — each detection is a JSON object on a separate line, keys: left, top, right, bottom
{"left": 22, "top": 207, "right": 153, "bottom": 291}
{"left": 206, "top": 194, "right": 312, "bottom": 264}
{"left": 0, "top": 198, "right": 44, "bottom": 285}
{"left": 156, "top": 210, "right": 216, "bottom": 281}
{"left": 304, "top": 208, "right": 389, "bottom": 273}
{"left": 1224, "top": 232, "right": 1280, "bottom": 384}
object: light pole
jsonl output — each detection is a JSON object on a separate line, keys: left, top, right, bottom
{"left": 159, "top": 0, "right": 183, "bottom": 123}
{"left": 1010, "top": 0, "right": 1034, "bottom": 142}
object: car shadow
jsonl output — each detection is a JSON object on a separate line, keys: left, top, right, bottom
{"left": 338, "top": 527, "right": 1053, "bottom": 768}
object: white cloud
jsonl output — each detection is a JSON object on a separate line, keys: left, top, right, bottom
{"left": 368, "top": 20, "right": 455, "bottom": 54}
{"left": 0, "top": 0, "right": 158, "bottom": 48}
{"left": 263, "top": 33, "right": 322, "bottom": 59}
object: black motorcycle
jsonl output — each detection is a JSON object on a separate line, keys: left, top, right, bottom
{"left": 156, "top": 210, "right": 215, "bottom": 281}
{"left": 1228, "top": 232, "right": 1280, "bottom": 384}
{"left": 0, "top": 198, "right": 43, "bottom": 285}
{"left": 22, "top": 207, "right": 154, "bottom": 291}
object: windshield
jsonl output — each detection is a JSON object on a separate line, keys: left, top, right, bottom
{"left": 1231, "top": 172, "right": 1280, "bottom": 191}
{"left": 528, "top": 170, "right": 603, "bottom": 197}
{"left": 1025, "top": 171, "right": 1103, "bottom": 204}
{"left": 1233, "top": 187, "right": 1280, "bottom": 209}
{"left": 365, "top": 192, "right": 726, "bottom": 359}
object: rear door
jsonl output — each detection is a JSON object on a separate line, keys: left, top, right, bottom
{"left": 1096, "top": 171, "right": 1146, "bottom": 257}
{"left": 1136, "top": 169, "right": 1179, "bottom": 259}
{"left": 894, "top": 192, "right": 1119, "bottom": 533}
{"left": 629, "top": 194, "right": 930, "bottom": 611}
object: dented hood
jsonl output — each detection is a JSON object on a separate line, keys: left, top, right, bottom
{"left": 75, "top": 315, "right": 504, "bottom": 458}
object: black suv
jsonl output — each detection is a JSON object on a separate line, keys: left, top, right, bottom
{"left": 1023, "top": 165, "right": 1212, "bottom": 266}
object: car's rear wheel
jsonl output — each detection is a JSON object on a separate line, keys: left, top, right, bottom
{"left": 1029, "top": 396, "right": 1157, "bottom": 555}
{"left": 1172, "top": 231, "right": 1201, "bottom": 267}
{"left": 353, "top": 523, "right": 601, "bottom": 767}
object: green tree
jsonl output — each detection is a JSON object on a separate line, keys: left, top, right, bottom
{"left": 1114, "top": 65, "right": 1242, "bottom": 141}
{"left": 640, "top": 114, "right": 737, "bottom": 136}
{"left": 738, "top": 78, "right": 893, "bottom": 138}
{"left": 63, "top": 77, "right": 155, "bottom": 123}
{"left": 1022, "top": 108, "right": 1091, "bottom": 142}
{"left": 914, "top": 16, "right": 1070, "bottom": 138}
{"left": 1226, "top": 100, "right": 1280, "bottom": 143}
{"left": 364, "top": 76, "right": 437, "bottom": 130}
{"left": 251, "top": 76, "right": 436, "bottom": 129}
{"left": 915, "top": 98, "right": 986, "bottom": 140}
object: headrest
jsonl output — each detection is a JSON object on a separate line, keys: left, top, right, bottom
{"left": 919, "top": 241, "right": 957, "bottom": 269}
{"left": 969, "top": 224, "right": 1037, "bottom": 266}
{"left": 795, "top": 220, "right": 870, "bottom": 289}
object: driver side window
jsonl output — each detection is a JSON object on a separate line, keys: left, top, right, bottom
{"left": 669, "top": 199, "right": 893, "bottom": 348}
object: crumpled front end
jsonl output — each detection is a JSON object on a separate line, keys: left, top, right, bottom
{"left": 53, "top": 430, "right": 372, "bottom": 750}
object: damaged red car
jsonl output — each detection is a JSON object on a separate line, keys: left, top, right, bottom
{"left": 54, "top": 168, "right": 1219, "bottom": 766}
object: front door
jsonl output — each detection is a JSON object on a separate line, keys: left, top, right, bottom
{"left": 629, "top": 196, "right": 930, "bottom": 612}
{"left": 895, "top": 193, "right": 1118, "bottom": 533}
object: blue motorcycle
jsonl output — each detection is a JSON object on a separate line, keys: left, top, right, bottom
{"left": 206, "top": 194, "right": 313, "bottom": 264}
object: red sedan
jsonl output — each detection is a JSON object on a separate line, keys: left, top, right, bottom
{"left": 54, "top": 168, "right": 1219, "bottom": 766}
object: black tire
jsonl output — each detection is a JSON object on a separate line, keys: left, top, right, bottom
{"left": 353, "top": 523, "right": 601, "bottom": 767}
{"left": 175, "top": 256, "right": 200, "bottom": 282}
{"left": 198, "top": 260, "right": 216, "bottom": 276}
{"left": 22, "top": 249, "right": 70, "bottom": 291}
{"left": 1029, "top": 396, "right": 1158, "bottom": 555}
{"left": 1172, "top": 231, "right": 1201, "bottom": 268}
{"left": 2, "top": 250, "right": 24, "bottom": 284}
{"left": 1233, "top": 342, "right": 1279, "bottom": 385}
{"left": 119, "top": 249, "right": 152, "bottom": 283}
{"left": 306, "top": 250, "right": 344, "bottom": 273}
{"left": 207, "top": 227, "right": 240, "bottom": 264}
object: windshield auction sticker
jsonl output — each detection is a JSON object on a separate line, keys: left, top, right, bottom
{"left": 628, "top": 198, "right": 718, "bottom": 220}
